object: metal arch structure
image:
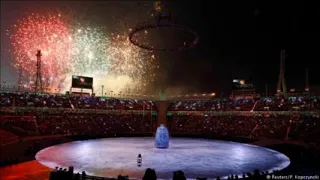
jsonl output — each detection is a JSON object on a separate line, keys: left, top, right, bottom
{"left": 130, "top": 1, "right": 199, "bottom": 51}
{"left": 129, "top": 23, "right": 199, "bottom": 51}
{"left": 129, "top": 11, "right": 199, "bottom": 51}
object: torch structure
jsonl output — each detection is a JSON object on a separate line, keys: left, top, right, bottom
{"left": 155, "top": 124, "right": 169, "bottom": 148}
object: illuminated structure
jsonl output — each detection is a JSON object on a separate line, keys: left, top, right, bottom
{"left": 129, "top": 1, "right": 199, "bottom": 51}
{"left": 277, "top": 49, "right": 287, "bottom": 98}
{"left": 305, "top": 68, "right": 309, "bottom": 93}
{"left": 155, "top": 124, "right": 169, "bottom": 148}
{"left": 35, "top": 50, "right": 43, "bottom": 93}
{"left": 231, "top": 79, "right": 256, "bottom": 98}
{"left": 70, "top": 75, "right": 94, "bottom": 96}
{"left": 17, "top": 65, "right": 23, "bottom": 91}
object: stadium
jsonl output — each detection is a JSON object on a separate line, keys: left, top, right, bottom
{"left": 1, "top": 1, "right": 320, "bottom": 180}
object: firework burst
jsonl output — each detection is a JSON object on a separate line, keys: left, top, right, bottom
{"left": 107, "top": 34, "right": 156, "bottom": 87}
{"left": 10, "top": 13, "right": 72, "bottom": 87}
{"left": 9, "top": 12, "right": 156, "bottom": 94}
{"left": 68, "top": 26, "right": 110, "bottom": 76}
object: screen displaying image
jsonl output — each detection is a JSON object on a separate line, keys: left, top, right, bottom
{"left": 72, "top": 75, "right": 93, "bottom": 89}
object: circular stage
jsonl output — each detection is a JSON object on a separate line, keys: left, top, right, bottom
{"left": 36, "top": 138, "right": 290, "bottom": 179}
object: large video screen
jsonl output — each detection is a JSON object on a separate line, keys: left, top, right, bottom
{"left": 72, "top": 75, "right": 93, "bottom": 89}
{"left": 232, "top": 79, "right": 254, "bottom": 90}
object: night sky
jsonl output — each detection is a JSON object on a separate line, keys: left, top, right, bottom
{"left": 1, "top": 1, "right": 320, "bottom": 95}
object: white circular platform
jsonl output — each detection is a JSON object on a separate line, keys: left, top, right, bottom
{"left": 36, "top": 137, "right": 290, "bottom": 179}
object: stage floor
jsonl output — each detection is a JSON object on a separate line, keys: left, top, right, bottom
{"left": 36, "top": 137, "right": 290, "bottom": 179}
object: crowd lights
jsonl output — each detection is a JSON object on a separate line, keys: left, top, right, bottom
{"left": 169, "top": 92, "right": 216, "bottom": 99}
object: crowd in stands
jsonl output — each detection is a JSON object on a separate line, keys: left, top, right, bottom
{"left": 168, "top": 97, "right": 320, "bottom": 111}
{"left": 1, "top": 92, "right": 319, "bottom": 147}
{"left": 2, "top": 92, "right": 319, "bottom": 112}
{"left": 289, "top": 115, "right": 320, "bottom": 145}
{"left": 1, "top": 113, "right": 156, "bottom": 137}
{"left": 0, "top": 92, "right": 156, "bottom": 110}
{"left": 1, "top": 91, "right": 319, "bottom": 146}
{"left": 167, "top": 114, "right": 320, "bottom": 145}
{"left": 1, "top": 116, "right": 38, "bottom": 137}
{"left": 1, "top": 113, "right": 319, "bottom": 146}
{"left": 1, "top": 92, "right": 320, "bottom": 179}
{"left": 168, "top": 99, "right": 255, "bottom": 111}
{"left": 36, "top": 113, "right": 156, "bottom": 136}
{"left": 254, "top": 97, "right": 320, "bottom": 111}
{"left": 0, "top": 129, "right": 19, "bottom": 145}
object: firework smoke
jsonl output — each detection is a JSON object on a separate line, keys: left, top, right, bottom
{"left": 8, "top": 12, "right": 156, "bottom": 94}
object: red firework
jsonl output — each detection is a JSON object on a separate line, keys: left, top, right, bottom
{"left": 9, "top": 13, "right": 72, "bottom": 85}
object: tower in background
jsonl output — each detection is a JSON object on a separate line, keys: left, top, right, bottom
{"left": 35, "top": 50, "right": 43, "bottom": 93}
{"left": 17, "top": 65, "right": 23, "bottom": 91}
{"left": 305, "top": 68, "right": 309, "bottom": 92}
{"left": 277, "top": 49, "right": 287, "bottom": 98}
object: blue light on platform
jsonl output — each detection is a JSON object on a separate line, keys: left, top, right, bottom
{"left": 155, "top": 124, "right": 169, "bottom": 148}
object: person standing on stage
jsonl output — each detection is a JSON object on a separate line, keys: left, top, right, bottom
{"left": 137, "top": 154, "right": 142, "bottom": 167}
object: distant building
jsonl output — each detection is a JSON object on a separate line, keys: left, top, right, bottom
{"left": 230, "top": 79, "right": 256, "bottom": 99}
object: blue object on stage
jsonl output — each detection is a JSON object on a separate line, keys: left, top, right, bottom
{"left": 155, "top": 124, "right": 169, "bottom": 148}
